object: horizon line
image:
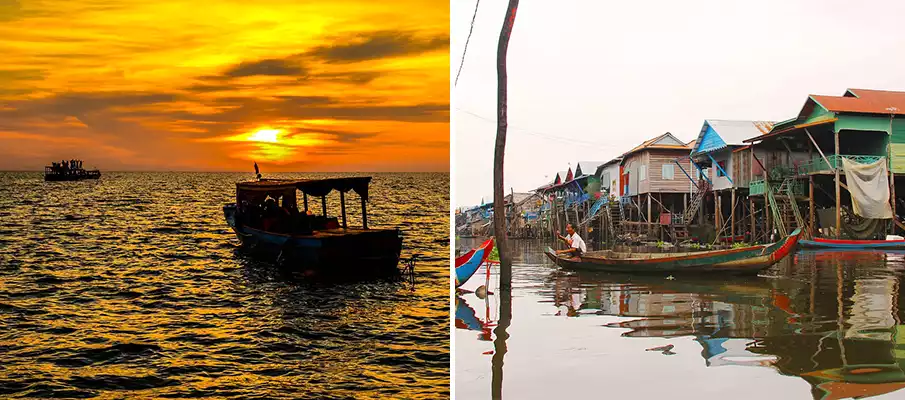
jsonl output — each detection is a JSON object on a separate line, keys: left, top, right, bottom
{"left": 0, "top": 170, "right": 450, "bottom": 173}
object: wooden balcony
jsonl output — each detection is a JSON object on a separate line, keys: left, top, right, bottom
{"left": 797, "top": 154, "right": 883, "bottom": 175}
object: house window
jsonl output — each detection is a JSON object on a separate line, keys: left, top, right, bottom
{"left": 662, "top": 164, "right": 675, "bottom": 180}
{"left": 640, "top": 165, "right": 647, "bottom": 181}
{"left": 717, "top": 161, "right": 727, "bottom": 177}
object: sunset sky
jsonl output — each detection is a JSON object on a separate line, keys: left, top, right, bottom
{"left": 0, "top": 0, "right": 449, "bottom": 172}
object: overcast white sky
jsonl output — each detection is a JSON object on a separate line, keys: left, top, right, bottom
{"left": 452, "top": 0, "right": 905, "bottom": 207}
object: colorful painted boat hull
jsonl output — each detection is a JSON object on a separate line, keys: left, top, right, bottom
{"left": 455, "top": 239, "right": 494, "bottom": 287}
{"left": 799, "top": 237, "right": 905, "bottom": 250}
{"left": 545, "top": 229, "right": 801, "bottom": 274}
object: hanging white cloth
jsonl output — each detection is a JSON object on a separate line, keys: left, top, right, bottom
{"left": 841, "top": 157, "right": 893, "bottom": 219}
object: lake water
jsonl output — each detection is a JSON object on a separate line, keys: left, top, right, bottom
{"left": 0, "top": 172, "right": 449, "bottom": 399}
{"left": 456, "top": 238, "right": 905, "bottom": 400}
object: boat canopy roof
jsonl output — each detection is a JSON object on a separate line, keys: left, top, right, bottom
{"left": 236, "top": 177, "right": 371, "bottom": 200}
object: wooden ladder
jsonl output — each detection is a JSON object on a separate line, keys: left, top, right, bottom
{"left": 607, "top": 201, "right": 623, "bottom": 240}
{"left": 767, "top": 177, "right": 807, "bottom": 238}
{"left": 683, "top": 180, "right": 710, "bottom": 226}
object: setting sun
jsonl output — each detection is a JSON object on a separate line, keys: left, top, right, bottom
{"left": 248, "top": 129, "right": 280, "bottom": 143}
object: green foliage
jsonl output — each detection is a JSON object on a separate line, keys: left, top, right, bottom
{"left": 731, "top": 242, "right": 751, "bottom": 249}
{"left": 488, "top": 245, "right": 500, "bottom": 262}
{"left": 689, "top": 243, "right": 701, "bottom": 250}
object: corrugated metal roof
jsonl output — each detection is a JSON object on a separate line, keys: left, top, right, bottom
{"left": 812, "top": 88, "right": 905, "bottom": 115}
{"left": 692, "top": 119, "right": 774, "bottom": 156}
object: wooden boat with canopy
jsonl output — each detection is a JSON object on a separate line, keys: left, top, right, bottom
{"left": 545, "top": 229, "right": 802, "bottom": 274}
{"left": 223, "top": 177, "right": 402, "bottom": 276}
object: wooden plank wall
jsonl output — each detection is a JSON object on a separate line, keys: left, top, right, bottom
{"left": 645, "top": 150, "right": 695, "bottom": 194}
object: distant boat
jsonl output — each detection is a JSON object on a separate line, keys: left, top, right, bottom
{"left": 545, "top": 229, "right": 801, "bottom": 274}
{"left": 223, "top": 177, "right": 403, "bottom": 277}
{"left": 44, "top": 161, "right": 100, "bottom": 181}
{"left": 799, "top": 236, "right": 905, "bottom": 250}
{"left": 455, "top": 238, "right": 493, "bottom": 287}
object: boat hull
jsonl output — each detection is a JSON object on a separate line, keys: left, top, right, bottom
{"left": 224, "top": 204, "right": 402, "bottom": 277}
{"left": 44, "top": 171, "right": 101, "bottom": 181}
{"left": 545, "top": 229, "right": 801, "bottom": 274}
{"left": 455, "top": 239, "right": 493, "bottom": 288}
{"left": 799, "top": 238, "right": 905, "bottom": 250}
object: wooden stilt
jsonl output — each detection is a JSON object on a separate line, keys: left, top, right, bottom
{"left": 683, "top": 193, "right": 687, "bottom": 216}
{"left": 321, "top": 196, "right": 327, "bottom": 217}
{"left": 809, "top": 175, "right": 815, "bottom": 236}
{"left": 647, "top": 193, "right": 652, "bottom": 236}
{"left": 808, "top": 139, "right": 815, "bottom": 237}
{"left": 731, "top": 189, "right": 736, "bottom": 240}
{"left": 714, "top": 191, "right": 720, "bottom": 235}
{"left": 835, "top": 130, "right": 841, "bottom": 239}
{"left": 750, "top": 197, "right": 756, "bottom": 242}
{"left": 890, "top": 114, "right": 898, "bottom": 234}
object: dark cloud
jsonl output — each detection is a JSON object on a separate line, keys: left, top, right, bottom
{"left": 224, "top": 58, "right": 306, "bottom": 78}
{"left": 307, "top": 30, "right": 449, "bottom": 63}
{"left": 14, "top": 92, "right": 181, "bottom": 117}
{"left": 309, "top": 71, "right": 380, "bottom": 85}
{"left": 182, "top": 83, "right": 236, "bottom": 93}
{"left": 0, "top": 69, "right": 45, "bottom": 82}
{"left": 291, "top": 126, "right": 380, "bottom": 143}
{"left": 0, "top": 0, "right": 23, "bottom": 22}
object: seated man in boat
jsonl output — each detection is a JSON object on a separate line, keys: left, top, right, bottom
{"left": 555, "top": 223, "right": 587, "bottom": 257}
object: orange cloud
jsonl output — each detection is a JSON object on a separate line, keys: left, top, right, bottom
{"left": 0, "top": 0, "right": 449, "bottom": 172}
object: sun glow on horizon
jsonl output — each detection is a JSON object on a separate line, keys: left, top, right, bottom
{"left": 248, "top": 129, "right": 280, "bottom": 143}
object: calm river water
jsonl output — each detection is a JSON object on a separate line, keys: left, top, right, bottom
{"left": 0, "top": 172, "right": 449, "bottom": 399}
{"left": 456, "top": 238, "right": 905, "bottom": 400}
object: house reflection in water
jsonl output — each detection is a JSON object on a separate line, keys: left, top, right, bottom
{"left": 549, "top": 250, "right": 905, "bottom": 399}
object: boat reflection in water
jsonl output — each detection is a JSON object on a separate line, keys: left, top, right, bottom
{"left": 549, "top": 250, "right": 905, "bottom": 399}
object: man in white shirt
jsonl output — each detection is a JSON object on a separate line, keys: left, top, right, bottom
{"left": 556, "top": 223, "right": 587, "bottom": 257}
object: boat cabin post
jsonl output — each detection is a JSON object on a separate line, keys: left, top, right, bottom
{"left": 340, "top": 191, "right": 348, "bottom": 228}
{"left": 234, "top": 177, "right": 372, "bottom": 233}
{"left": 362, "top": 196, "right": 368, "bottom": 229}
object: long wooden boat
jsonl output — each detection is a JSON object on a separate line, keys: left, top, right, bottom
{"left": 799, "top": 237, "right": 905, "bottom": 250}
{"left": 545, "top": 228, "right": 801, "bottom": 274}
{"left": 224, "top": 176, "right": 402, "bottom": 277}
{"left": 455, "top": 238, "right": 493, "bottom": 287}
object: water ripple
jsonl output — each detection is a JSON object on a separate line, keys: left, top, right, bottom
{"left": 0, "top": 172, "right": 449, "bottom": 398}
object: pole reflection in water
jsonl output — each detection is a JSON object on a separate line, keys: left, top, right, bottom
{"left": 491, "top": 289, "right": 511, "bottom": 400}
{"left": 455, "top": 238, "right": 905, "bottom": 399}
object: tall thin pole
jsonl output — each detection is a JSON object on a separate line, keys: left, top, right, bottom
{"left": 492, "top": 2, "right": 519, "bottom": 400}
{"left": 835, "top": 130, "right": 841, "bottom": 238}
{"left": 493, "top": 0, "right": 519, "bottom": 292}
{"left": 889, "top": 111, "right": 898, "bottom": 234}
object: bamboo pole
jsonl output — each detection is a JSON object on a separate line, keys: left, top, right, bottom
{"left": 835, "top": 130, "right": 841, "bottom": 239}
{"left": 731, "top": 189, "right": 736, "bottom": 240}
{"left": 750, "top": 197, "right": 756, "bottom": 242}
{"left": 714, "top": 191, "right": 720, "bottom": 237}
{"left": 808, "top": 139, "right": 815, "bottom": 237}
{"left": 890, "top": 114, "right": 898, "bottom": 234}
